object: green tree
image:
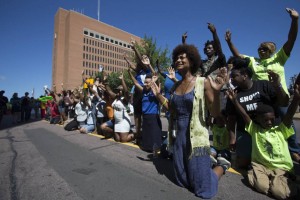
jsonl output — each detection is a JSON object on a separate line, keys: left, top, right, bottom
{"left": 134, "top": 35, "right": 171, "bottom": 70}
{"left": 105, "top": 71, "right": 134, "bottom": 92}
{"left": 289, "top": 74, "right": 298, "bottom": 90}
{"left": 106, "top": 35, "right": 171, "bottom": 91}
{"left": 133, "top": 35, "right": 172, "bottom": 89}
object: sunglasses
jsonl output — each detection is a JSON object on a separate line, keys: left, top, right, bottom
{"left": 258, "top": 47, "right": 269, "bottom": 51}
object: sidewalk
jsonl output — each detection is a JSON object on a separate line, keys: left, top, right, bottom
{"left": 294, "top": 112, "right": 300, "bottom": 120}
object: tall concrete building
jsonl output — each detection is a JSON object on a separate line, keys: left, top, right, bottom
{"left": 52, "top": 8, "right": 141, "bottom": 90}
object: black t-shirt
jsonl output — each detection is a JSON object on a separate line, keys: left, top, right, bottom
{"left": 226, "top": 80, "right": 277, "bottom": 132}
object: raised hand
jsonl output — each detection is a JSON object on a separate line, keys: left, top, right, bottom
{"left": 119, "top": 72, "right": 124, "bottom": 80}
{"left": 98, "top": 83, "right": 106, "bottom": 91}
{"left": 225, "top": 30, "right": 231, "bottom": 42}
{"left": 141, "top": 55, "right": 150, "bottom": 66}
{"left": 150, "top": 81, "right": 161, "bottom": 96}
{"left": 286, "top": 8, "right": 299, "bottom": 19}
{"left": 103, "top": 72, "right": 108, "bottom": 82}
{"left": 208, "top": 67, "right": 227, "bottom": 91}
{"left": 166, "top": 67, "right": 176, "bottom": 80}
{"left": 267, "top": 70, "right": 281, "bottom": 87}
{"left": 182, "top": 32, "right": 187, "bottom": 44}
{"left": 226, "top": 88, "right": 237, "bottom": 102}
{"left": 207, "top": 23, "right": 216, "bottom": 33}
{"left": 130, "top": 37, "right": 136, "bottom": 46}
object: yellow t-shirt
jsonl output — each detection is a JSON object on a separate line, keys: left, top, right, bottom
{"left": 212, "top": 125, "right": 229, "bottom": 151}
{"left": 83, "top": 78, "right": 95, "bottom": 89}
{"left": 246, "top": 121, "right": 293, "bottom": 171}
{"left": 243, "top": 48, "right": 289, "bottom": 95}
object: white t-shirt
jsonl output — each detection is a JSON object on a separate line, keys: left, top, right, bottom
{"left": 112, "top": 99, "right": 131, "bottom": 132}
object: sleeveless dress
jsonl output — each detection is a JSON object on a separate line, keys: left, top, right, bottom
{"left": 171, "top": 89, "right": 218, "bottom": 199}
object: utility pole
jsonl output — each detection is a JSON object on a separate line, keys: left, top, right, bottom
{"left": 97, "top": 0, "right": 100, "bottom": 21}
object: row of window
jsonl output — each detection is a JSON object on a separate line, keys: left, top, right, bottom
{"left": 83, "top": 37, "right": 133, "bottom": 55}
{"left": 83, "top": 59, "right": 128, "bottom": 69}
{"left": 83, "top": 29, "right": 132, "bottom": 49}
{"left": 83, "top": 47, "right": 132, "bottom": 60}
{"left": 83, "top": 65, "right": 123, "bottom": 76}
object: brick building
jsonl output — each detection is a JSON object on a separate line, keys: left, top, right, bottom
{"left": 52, "top": 8, "right": 140, "bottom": 90}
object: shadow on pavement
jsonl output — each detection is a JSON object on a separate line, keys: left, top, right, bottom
{"left": 0, "top": 114, "right": 42, "bottom": 130}
{"left": 152, "top": 156, "right": 177, "bottom": 185}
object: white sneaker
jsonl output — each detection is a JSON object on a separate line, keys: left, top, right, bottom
{"left": 217, "top": 157, "right": 231, "bottom": 171}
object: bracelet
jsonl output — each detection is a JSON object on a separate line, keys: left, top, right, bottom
{"left": 162, "top": 98, "right": 168, "bottom": 106}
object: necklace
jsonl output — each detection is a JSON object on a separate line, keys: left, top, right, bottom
{"left": 180, "top": 76, "right": 196, "bottom": 95}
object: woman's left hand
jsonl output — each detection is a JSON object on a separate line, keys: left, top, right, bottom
{"left": 209, "top": 67, "right": 227, "bottom": 91}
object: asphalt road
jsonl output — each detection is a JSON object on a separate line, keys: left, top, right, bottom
{"left": 0, "top": 115, "right": 299, "bottom": 200}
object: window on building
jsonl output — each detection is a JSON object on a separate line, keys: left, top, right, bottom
{"left": 106, "top": 38, "right": 109, "bottom": 42}
{"left": 101, "top": 36, "right": 104, "bottom": 40}
{"left": 95, "top": 34, "right": 99, "bottom": 39}
{"left": 84, "top": 30, "right": 88, "bottom": 35}
{"left": 90, "top": 32, "right": 94, "bottom": 37}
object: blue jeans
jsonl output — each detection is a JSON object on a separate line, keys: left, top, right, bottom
{"left": 277, "top": 106, "right": 300, "bottom": 154}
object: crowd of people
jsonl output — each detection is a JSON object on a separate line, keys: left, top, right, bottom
{"left": 1, "top": 7, "right": 300, "bottom": 199}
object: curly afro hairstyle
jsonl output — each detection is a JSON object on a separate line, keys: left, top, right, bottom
{"left": 172, "top": 44, "right": 202, "bottom": 75}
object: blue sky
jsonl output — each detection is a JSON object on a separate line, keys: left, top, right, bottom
{"left": 0, "top": 0, "right": 299, "bottom": 99}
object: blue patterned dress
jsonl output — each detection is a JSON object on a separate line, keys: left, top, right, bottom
{"left": 171, "top": 89, "right": 218, "bottom": 199}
